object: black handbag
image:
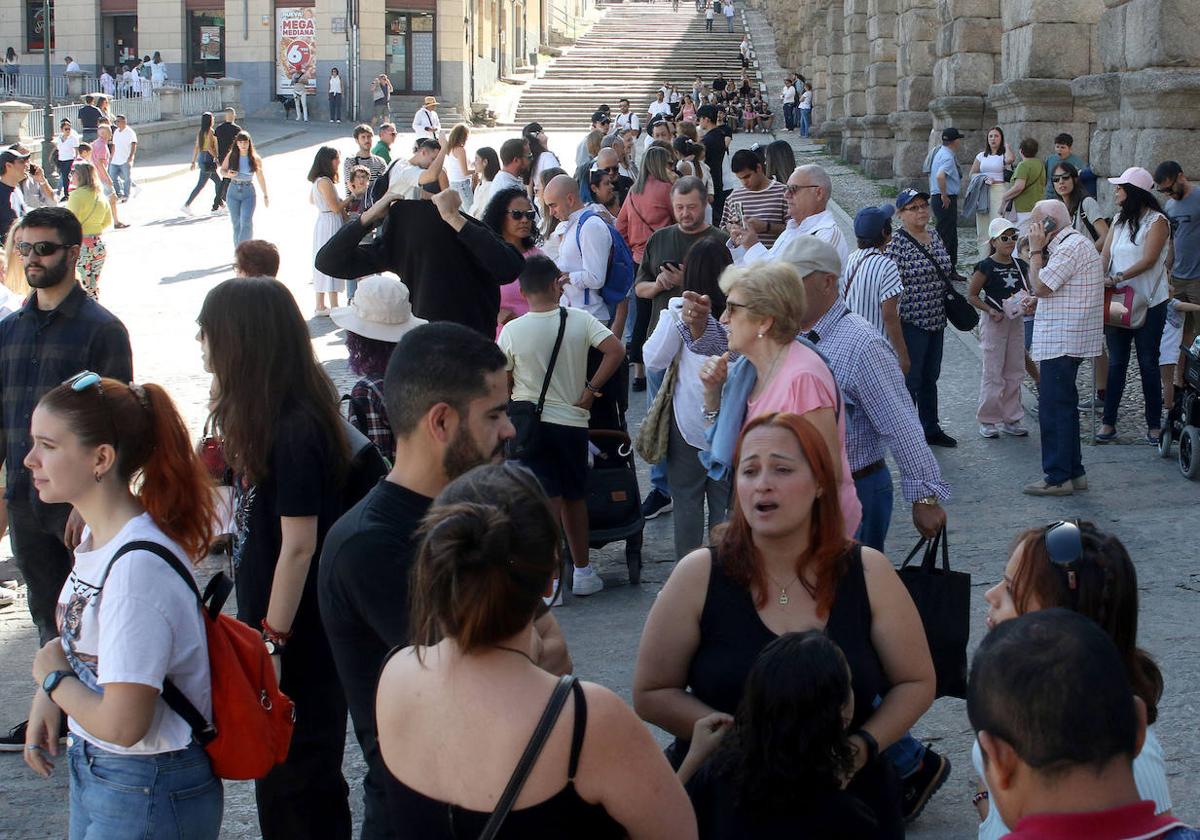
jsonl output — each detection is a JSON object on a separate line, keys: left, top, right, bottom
{"left": 898, "top": 527, "right": 971, "bottom": 699}
{"left": 506, "top": 307, "right": 568, "bottom": 462}
{"left": 899, "top": 230, "right": 979, "bottom": 332}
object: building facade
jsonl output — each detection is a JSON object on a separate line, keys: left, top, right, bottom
{"left": 0, "top": 0, "right": 591, "bottom": 120}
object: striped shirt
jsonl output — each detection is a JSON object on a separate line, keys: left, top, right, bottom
{"left": 841, "top": 248, "right": 903, "bottom": 336}
{"left": 343, "top": 153, "right": 387, "bottom": 195}
{"left": 720, "top": 180, "right": 789, "bottom": 247}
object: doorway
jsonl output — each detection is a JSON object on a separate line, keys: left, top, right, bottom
{"left": 111, "top": 14, "right": 137, "bottom": 69}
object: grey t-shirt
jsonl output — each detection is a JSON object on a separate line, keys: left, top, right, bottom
{"left": 1166, "top": 188, "right": 1200, "bottom": 280}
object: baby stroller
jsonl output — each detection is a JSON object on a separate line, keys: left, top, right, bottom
{"left": 1158, "top": 339, "right": 1200, "bottom": 479}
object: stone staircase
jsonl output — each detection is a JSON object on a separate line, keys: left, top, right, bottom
{"left": 509, "top": 2, "right": 753, "bottom": 130}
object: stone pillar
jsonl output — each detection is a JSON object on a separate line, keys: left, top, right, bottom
{"left": 889, "top": 0, "right": 937, "bottom": 184}
{"left": 987, "top": 0, "right": 1102, "bottom": 163}
{"left": 65, "top": 71, "right": 88, "bottom": 99}
{"left": 808, "top": 0, "right": 831, "bottom": 132}
{"left": 158, "top": 86, "right": 182, "bottom": 119}
{"left": 840, "top": 0, "right": 868, "bottom": 163}
{"left": 1074, "top": 0, "right": 1200, "bottom": 207}
{"left": 0, "top": 101, "right": 34, "bottom": 143}
{"left": 861, "top": 0, "right": 897, "bottom": 177}
{"left": 929, "top": 0, "right": 1000, "bottom": 157}
{"left": 822, "top": 0, "right": 847, "bottom": 155}
{"left": 217, "top": 77, "right": 243, "bottom": 113}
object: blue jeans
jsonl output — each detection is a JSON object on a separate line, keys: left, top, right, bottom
{"left": 185, "top": 153, "right": 221, "bottom": 207}
{"left": 853, "top": 464, "right": 893, "bottom": 552}
{"left": 1038, "top": 355, "right": 1084, "bottom": 485}
{"left": 799, "top": 107, "right": 811, "bottom": 137}
{"left": 783, "top": 102, "right": 795, "bottom": 130}
{"left": 1103, "top": 300, "right": 1168, "bottom": 431}
{"left": 328, "top": 92, "right": 342, "bottom": 121}
{"left": 225, "top": 181, "right": 256, "bottom": 246}
{"left": 108, "top": 162, "right": 132, "bottom": 198}
{"left": 68, "top": 737, "right": 222, "bottom": 840}
{"left": 725, "top": 14, "right": 734, "bottom": 30}
{"left": 902, "top": 322, "right": 945, "bottom": 436}
{"left": 645, "top": 367, "right": 670, "bottom": 496}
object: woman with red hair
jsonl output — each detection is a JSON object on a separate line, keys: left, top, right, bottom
{"left": 633, "top": 413, "right": 934, "bottom": 838}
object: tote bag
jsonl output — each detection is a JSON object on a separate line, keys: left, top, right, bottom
{"left": 898, "top": 527, "right": 970, "bottom": 699}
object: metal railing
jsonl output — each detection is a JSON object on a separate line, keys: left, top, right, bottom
{"left": 0, "top": 73, "right": 97, "bottom": 102}
{"left": 180, "top": 83, "right": 222, "bottom": 116}
{"left": 23, "top": 95, "right": 161, "bottom": 141}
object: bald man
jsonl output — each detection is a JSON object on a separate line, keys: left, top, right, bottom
{"left": 593, "top": 146, "right": 632, "bottom": 204}
{"left": 729, "top": 163, "right": 850, "bottom": 268}
{"left": 545, "top": 174, "right": 615, "bottom": 324}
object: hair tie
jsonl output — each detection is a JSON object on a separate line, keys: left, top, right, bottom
{"left": 129, "top": 383, "right": 150, "bottom": 409}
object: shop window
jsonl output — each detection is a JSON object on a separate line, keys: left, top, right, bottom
{"left": 188, "top": 11, "right": 226, "bottom": 81}
{"left": 26, "top": 0, "right": 55, "bottom": 52}
{"left": 386, "top": 10, "right": 436, "bottom": 93}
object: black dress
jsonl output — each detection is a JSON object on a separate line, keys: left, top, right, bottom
{"left": 676, "top": 545, "right": 903, "bottom": 839}
{"left": 384, "top": 679, "right": 624, "bottom": 839}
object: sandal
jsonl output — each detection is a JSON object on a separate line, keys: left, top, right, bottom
{"left": 1094, "top": 429, "right": 1118, "bottom": 442}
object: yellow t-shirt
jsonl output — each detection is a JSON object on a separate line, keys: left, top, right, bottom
{"left": 66, "top": 187, "right": 113, "bottom": 235}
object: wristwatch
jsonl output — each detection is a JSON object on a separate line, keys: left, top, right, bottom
{"left": 915, "top": 495, "right": 940, "bottom": 506}
{"left": 262, "top": 636, "right": 286, "bottom": 657}
{"left": 42, "top": 669, "right": 76, "bottom": 698}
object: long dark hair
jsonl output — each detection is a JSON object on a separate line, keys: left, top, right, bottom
{"left": 307, "top": 146, "right": 339, "bottom": 183}
{"left": 39, "top": 378, "right": 215, "bottom": 560}
{"left": 1115, "top": 183, "right": 1163, "bottom": 245}
{"left": 1052, "top": 161, "right": 1089, "bottom": 215}
{"left": 196, "top": 111, "right": 213, "bottom": 148}
{"left": 711, "top": 631, "right": 858, "bottom": 812}
{"left": 764, "top": 140, "right": 796, "bottom": 184}
{"left": 476, "top": 146, "right": 500, "bottom": 182}
{"left": 682, "top": 237, "right": 731, "bottom": 318}
{"left": 1008, "top": 521, "right": 1164, "bottom": 724}
{"left": 482, "top": 187, "right": 539, "bottom": 250}
{"left": 523, "top": 123, "right": 549, "bottom": 181}
{"left": 224, "top": 130, "right": 261, "bottom": 173}
{"left": 982, "top": 125, "right": 1005, "bottom": 157}
{"left": 198, "top": 277, "right": 348, "bottom": 485}
{"left": 409, "top": 464, "right": 559, "bottom": 661}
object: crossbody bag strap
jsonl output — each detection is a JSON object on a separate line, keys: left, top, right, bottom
{"left": 478, "top": 675, "right": 577, "bottom": 840}
{"left": 535, "top": 307, "right": 569, "bottom": 417}
{"left": 898, "top": 229, "right": 951, "bottom": 286}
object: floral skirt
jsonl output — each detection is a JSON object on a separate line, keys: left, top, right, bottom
{"left": 77, "top": 237, "right": 107, "bottom": 299}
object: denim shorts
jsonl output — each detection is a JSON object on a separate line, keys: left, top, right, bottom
{"left": 68, "top": 736, "right": 222, "bottom": 840}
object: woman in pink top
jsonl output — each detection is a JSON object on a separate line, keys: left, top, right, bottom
{"left": 483, "top": 185, "right": 543, "bottom": 336}
{"left": 616, "top": 145, "right": 676, "bottom": 265}
{"left": 701, "top": 261, "right": 862, "bottom": 537}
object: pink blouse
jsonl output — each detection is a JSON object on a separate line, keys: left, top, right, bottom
{"left": 745, "top": 342, "right": 863, "bottom": 538}
{"left": 496, "top": 246, "right": 542, "bottom": 339}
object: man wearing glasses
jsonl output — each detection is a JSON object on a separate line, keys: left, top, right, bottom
{"left": 1155, "top": 161, "right": 1200, "bottom": 351}
{"left": 728, "top": 162, "right": 849, "bottom": 268}
{"left": 0, "top": 206, "right": 132, "bottom": 751}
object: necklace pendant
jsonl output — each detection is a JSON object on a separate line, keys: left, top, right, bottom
{"left": 779, "top": 590, "right": 789, "bottom": 606}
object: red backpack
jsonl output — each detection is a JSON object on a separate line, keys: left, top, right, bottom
{"left": 106, "top": 541, "right": 295, "bottom": 780}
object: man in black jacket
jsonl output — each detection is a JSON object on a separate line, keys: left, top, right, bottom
{"left": 315, "top": 181, "right": 524, "bottom": 337}
{"left": 211, "top": 107, "right": 241, "bottom": 211}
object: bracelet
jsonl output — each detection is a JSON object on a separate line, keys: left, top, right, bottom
{"left": 585, "top": 380, "right": 603, "bottom": 396}
{"left": 850, "top": 729, "right": 879, "bottom": 765}
{"left": 972, "top": 790, "right": 989, "bottom": 806}
{"left": 261, "top": 618, "right": 293, "bottom": 644}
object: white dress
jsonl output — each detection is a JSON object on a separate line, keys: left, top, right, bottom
{"left": 311, "top": 178, "right": 345, "bottom": 293}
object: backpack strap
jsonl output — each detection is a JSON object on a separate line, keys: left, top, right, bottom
{"left": 573, "top": 210, "right": 607, "bottom": 306}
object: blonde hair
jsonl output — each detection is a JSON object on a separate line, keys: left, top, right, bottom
{"left": 71, "top": 160, "right": 99, "bottom": 191}
{"left": 584, "top": 129, "right": 604, "bottom": 159}
{"left": 2, "top": 229, "right": 31, "bottom": 296}
{"left": 718, "top": 262, "right": 807, "bottom": 342}
{"left": 448, "top": 122, "right": 470, "bottom": 149}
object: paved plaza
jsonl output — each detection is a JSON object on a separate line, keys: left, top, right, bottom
{"left": 0, "top": 117, "right": 1197, "bottom": 838}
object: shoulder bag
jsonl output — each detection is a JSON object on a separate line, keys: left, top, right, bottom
{"left": 634, "top": 356, "right": 678, "bottom": 464}
{"left": 478, "top": 675, "right": 577, "bottom": 840}
{"left": 898, "top": 527, "right": 970, "bottom": 699}
{"left": 898, "top": 230, "right": 979, "bottom": 332}
{"left": 507, "top": 307, "right": 568, "bottom": 461}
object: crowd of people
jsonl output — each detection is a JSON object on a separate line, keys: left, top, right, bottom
{"left": 0, "top": 31, "right": 1196, "bottom": 838}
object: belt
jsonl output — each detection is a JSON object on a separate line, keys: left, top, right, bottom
{"left": 851, "top": 459, "right": 886, "bottom": 481}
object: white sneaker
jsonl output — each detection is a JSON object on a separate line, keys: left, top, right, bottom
{"left": 979, "top": 423, "right": 999, "bottom": 439}
{"left": 131, "top": 184, "right": 142, "bottom": 198}
{"left": 1001, "top": 421, "right": 1029, "bottom": 437}
{"left": 180, "top": 205, "right": 193, "bottom": 216}
{"left": 0, "top": 586, "right": 14, "bottom": 608}
{"left": 313, "top": 307, "right": 331, "bottom": 317}
{"left": 572, "top": 565, "right": 604, "bottom": 597}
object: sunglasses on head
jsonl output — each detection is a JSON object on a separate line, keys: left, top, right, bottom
{"left": 1043, "top": 520, "right": 1085, "bottom": 590}
{"left": 16, "top": 241, "right": 69, "bottom": 257}
{"left": 508, "top": 209, "right": 537, "bottom": 221}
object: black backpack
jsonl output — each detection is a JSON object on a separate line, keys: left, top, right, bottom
{"left": 339, "top": 416, "right": 388, "bottom": 513}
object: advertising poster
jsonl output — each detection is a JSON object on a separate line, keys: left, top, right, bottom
{"left": 276, "top": 8, "right": 316, "bottom": 95}
{"left": 200, "top": 26, "right": 222, "bottom": 61}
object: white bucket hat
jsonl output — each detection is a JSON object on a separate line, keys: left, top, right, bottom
{"left": 330, "top": 273, "right": 427, "bottom": 342}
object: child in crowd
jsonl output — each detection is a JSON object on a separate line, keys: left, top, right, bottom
{"left": 1160, "top": 290, "right": 1200, "bottom": 415}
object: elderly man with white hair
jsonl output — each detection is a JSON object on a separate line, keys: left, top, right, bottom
{"left": 728, "top": 163, "right": 850, "bottom": 267}
{"left": 1022, "top": 198, "right": 1105, "bottom": 496}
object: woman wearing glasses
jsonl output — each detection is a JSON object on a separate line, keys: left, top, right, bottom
{"left": 974, "top": 521, "right": 1170, "bottom": 838}
{"left": 483, "top": 187, "right": 543, "bottom": 335}
{"left": 967, "top": 218, "right": 1030, "bottom": 440}
{"left": 22, "top": 373, "right": 222, "bottom": 838}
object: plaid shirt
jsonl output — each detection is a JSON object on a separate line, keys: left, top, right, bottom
{"left": 807, "top": 302, "right": 950, "bottom": 503}
{"left": 1031, "top": 228, "right": 1105, "bottom": 362}
{"left": 347, "top": 376, "right": 394, "bottom": 464}
{"left": 0, "top": 283, "right": 132, "bottom": 503}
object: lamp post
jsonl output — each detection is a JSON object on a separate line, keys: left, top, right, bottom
{"left": 41, "top": 0, "right": 53, "bottom": 175}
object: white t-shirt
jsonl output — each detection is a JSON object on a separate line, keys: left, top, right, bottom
{"left": 58, "top": 513, "right": 211, "bottom": 755}
{"left": 781, "top": 84, "right": 797, "bottom": 105}
{"left": 799, "top": 89, "right": 813, "bottom": 109}
{"left": 111, "top": 126, "right": 138, "bottom": 165}
{"left": 329, "top": 75, "right": 343, "bottom": 94}
{"left": 53, "top": 132, "right": 79, "bottom": 162}
{"left": 532, "top": 150, "right": 560, "bottom": 194}
{"left": 615, "top": 112, "right": 640, "bottom": 134}
{"left": 648, "top": 100, "right": 672, "bottom": 119}
{"left": 387, "top": 160, "right": 423, "bottom": 198}
{"left": 499, "top": 307, "right": 614, "bottom": 428}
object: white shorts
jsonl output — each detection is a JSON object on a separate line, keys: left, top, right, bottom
{"left": 1161, "top": 313, "right": 1183, "bottom": 366}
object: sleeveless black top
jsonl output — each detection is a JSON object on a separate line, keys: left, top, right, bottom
{"left": 679, "top": 545, "right": 903, "bottom": 839}
{"left": 384, "top": 679, "right": 624, "bottom": 839}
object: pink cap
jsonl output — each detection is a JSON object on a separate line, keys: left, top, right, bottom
{"left": 1107, "top": 166, "right": 1154, "bottom": 193}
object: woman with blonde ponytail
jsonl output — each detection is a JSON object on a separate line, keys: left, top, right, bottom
{"left": 22, "top": 372, "right": 221, "bottom": 838}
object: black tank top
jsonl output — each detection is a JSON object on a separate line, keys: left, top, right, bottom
{"left": 680, "top": 545, "right": 903, "bottom": 838}
{"left": 384, "top": 679, "right": 624, "bottom": 839}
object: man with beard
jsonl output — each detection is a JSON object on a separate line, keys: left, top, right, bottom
{"left": 318, "top": 322, "right": 571, "bottom": 840}
{"left": 0, "top": 206, "right": 132, "bottom": 750}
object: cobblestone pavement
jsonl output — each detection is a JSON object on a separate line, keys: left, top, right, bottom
{"left": 0, "top": 113, "right": 1197, "bottom": 839}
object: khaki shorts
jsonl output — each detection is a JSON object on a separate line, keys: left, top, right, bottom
{"left": 1173, "top": 276, "right": 1200, "bottom": 349}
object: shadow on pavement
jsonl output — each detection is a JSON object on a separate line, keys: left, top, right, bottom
{"left": 160, "top": 264, "right": 234, "bottom": 285}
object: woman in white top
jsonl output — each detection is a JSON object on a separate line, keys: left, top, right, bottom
{"left": 23, "top": 372, "right": 222, "bottom": 839}
{"left": 327, "top": 67, "right": 343, "bottom": 123}
{"left": 642, "top": 239, "right": 732, "bottom": 560}
{"left": 445, "top": 122, "right": 474, "bottom": 210}
{"left": 52, "top": 119, "right": 79, "bottom": 198}
{"left": 975, "top": 521, "right": 1171, "bottom": 838}
{"left": 308, "top": 146, "right": 347, "bottom": 316}
{"left": 1097, "top": 167, "right": 1171, "bottom": 444}
{"left": 466, "top": 145, "right": 499, "bottom": 217}
{"left": 523, "top": 121, "right": 559, "bottom": 199}
{"left": 797, "top": 83, "right": 814, "bottom": 138}
{"left": 968, "top": 126, "right": 1016, "bottom": 258}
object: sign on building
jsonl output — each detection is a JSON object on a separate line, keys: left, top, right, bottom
{"left": 276, "top": 8, "right": 317, "bottom": 95}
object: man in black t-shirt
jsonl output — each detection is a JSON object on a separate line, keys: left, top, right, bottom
{"left": 76, "top": 95, "right": 101, "bottom": 142}
{"left": 319, "top": 323, "right": 571, "bottom": 840}
{"left": 698, "top": 105, "right": 731, "bottom": 221}
{"left": 211, "top": 107, "right": 241, "bottom": 211}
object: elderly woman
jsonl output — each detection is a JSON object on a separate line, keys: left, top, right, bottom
{"left": 633, "top": 412, "right": 935, "bottom": 839}
{"left": 697, "top": 254, "right": 862, "bottom": 537}
{"left": 886, "top": 188, "right": 956, "bottom": 447}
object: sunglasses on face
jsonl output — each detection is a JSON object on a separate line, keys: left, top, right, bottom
{"left": 1052, "top": 174, "right": 1073, "bottom": 184}
{"left": 508, "top": 210, "right": 537, "bottom": 221}
{"left": 601, "top": 166, "right": 619, "bottom": 175}
{"left": 16, "top": 241, "right": 68, "bottom": 257}
{"left": 996, "top": 234, "right": 1018, "bottom": 243}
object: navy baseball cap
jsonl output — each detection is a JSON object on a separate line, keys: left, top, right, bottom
{"left": 895, "top": 188, "right": 930, "bottom": 210}
{"left": 854, "top": 204, "right": 895, "bottom": 239}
